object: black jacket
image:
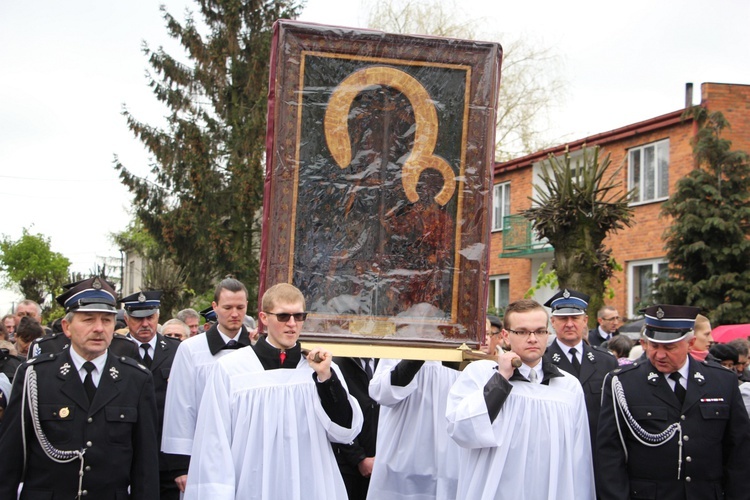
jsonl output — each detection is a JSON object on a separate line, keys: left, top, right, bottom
{"left": 596, "top": 356, "right": 750, "bottom": 500}
{"left": 587, "top": 327, "right": 620, "bottom": 348}
{"left": 331, "top": 357, "right": 379, "bottom": 472}
{"left": 0, "top": 349, "right": 160, "bottom": 499}
{"left": 546, "top": 340, "right": 618, "bottom": 445}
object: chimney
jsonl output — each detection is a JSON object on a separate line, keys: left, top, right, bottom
{"left": 685, "top": 83, "right": 693, "bottom": 108}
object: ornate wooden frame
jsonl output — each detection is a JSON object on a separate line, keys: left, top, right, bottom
{"left": 260, "top": 21, "right": 502, "bottom": 353}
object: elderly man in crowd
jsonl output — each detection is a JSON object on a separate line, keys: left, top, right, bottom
{"left": 596, "top": 304, "right": 750, "bottom": 499}
{"left": 0, "top": 277, "right": 159, "bottom": 498}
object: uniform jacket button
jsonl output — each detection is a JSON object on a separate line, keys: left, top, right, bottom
{"left": 86, "top": 441, "right": 93, "bottom": 447}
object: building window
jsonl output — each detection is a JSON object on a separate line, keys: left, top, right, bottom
{"left": 628, "top": 259, "right": 668, "bottom": 316}
{"left": 488, "top": 275, "right": 510, "bottom": 314}
{"left": 629, "top": 139, "right": 669, "bottom": 204}
{"left": 492, "top": 182, "right": 511, "bottom": 231}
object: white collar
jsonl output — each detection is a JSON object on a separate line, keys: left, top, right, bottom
{"left": 130, "top": 333, "right": 157, "bottom": 350}
{"left": 518, "top": 361, "right": 543, "bottom": 382}
{"left": 216, "top": 325, "right": 240, "bottom": 343}
{"left": 69, "top": 347, "right": 107, "bottom": 373}
{"left": 556, "top": 338, "right": 584, "bottom": 354}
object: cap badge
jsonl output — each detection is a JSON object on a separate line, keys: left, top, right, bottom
{"left": 138, "top": 292, "right": 146, "bottom": 303}
{"left": 587, "top": 351, "right": 596, "bottom": 363}
{"left": 109, "top": 367, "right": 120, "bottom": 380}
{"left": 59, "top": 407, "right": 70, "bottom": 418}
{"left": 563, "top": 289, "right": 571, "bottom": 299}
{"left": 656, "top": 307, "right": 665, "bottom": 319}
{"left": 60, "top": 363, "right": 71, "bottom": 376}
{"left": 552, "top": 352, "right": 561, "bottom": 363}
{"left": 647, "top": 372, "right": 658, "bottom": 381}
{"left": 92, "top": 277, "right": 102, "bottom": 290}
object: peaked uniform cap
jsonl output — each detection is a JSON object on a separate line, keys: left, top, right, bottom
{"left": 544, "top": 289, "right": 590, "bottom": 316}
{"left": 56, "top": 277, "right": 118, "bottom": 314}
{"left": 642, "top": 304, "right": 701, "bottom": 343}
{"left": 200, "top": 306, "right": 217, "bottom": 322}
{"left": 121, "top": 290, "right": 162, "bottom": 318}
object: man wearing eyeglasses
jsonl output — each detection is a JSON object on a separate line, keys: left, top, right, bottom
{"left": 544, "top": 289, "right": 618, "bottom": 448}
{"left": 185, "top": 283, "right": 363, "bottom": 499}
{"left": 447, "top": 299, "right": 594, "bottom": 499}
{"left": 588, "top": 306, "right": 621, "bottom": 347}
{"left": 162, "top": 277, "right": 254, "bottom": 495}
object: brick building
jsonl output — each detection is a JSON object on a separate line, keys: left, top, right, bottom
{"left": 489, "top": 82, "right": 750, "bottom": 320}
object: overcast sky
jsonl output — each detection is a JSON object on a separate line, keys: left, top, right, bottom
{"left": 1, "top": 0, "right": 749, "bottom": 314}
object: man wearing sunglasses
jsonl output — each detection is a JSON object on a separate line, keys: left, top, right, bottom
{"left": 185, "top": 283, "right": 363, "bottom": 499}
{"left": 162, "top": 277, "right": 254, "bottom": 495}
{"left": 447, "top": 299, "right": 594, "bottom": 499}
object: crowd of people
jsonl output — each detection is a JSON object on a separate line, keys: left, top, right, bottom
{"left": 0, "top": 280, "right": 749, "bottom": 500}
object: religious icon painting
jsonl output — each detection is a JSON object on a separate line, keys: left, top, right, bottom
{"left": 261, "top": 20, "right": 502, "bottom": 349}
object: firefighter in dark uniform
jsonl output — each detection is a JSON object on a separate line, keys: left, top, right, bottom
{"left": 30, "top": 279, "right": 139, "bottom": 360}
{"left": 595, "top": 305, "right": 750, "bottom": 500}
{"left": 544, "top": 289, "right": 618, "bottom": 447}
{"left": 0, "top": 277, "right": 159, "bottom": 499}
{"left": 121, "top": 290, "right": 186, "bottom": 500}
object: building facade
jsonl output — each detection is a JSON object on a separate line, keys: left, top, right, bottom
{"left": 490, "top": 82, "right": 750, "bottom": 320}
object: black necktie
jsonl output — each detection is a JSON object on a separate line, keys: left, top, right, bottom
{"left": 224, "top": 339, "right": 239, "bottom": 350}
{"left": 669, "top": 372, "right": 686, "bottom": 405}
{"left": 363, "top": 358, "right": 373, "bottom": 380}
{"left": 140, "top": 343, "right": 152, "bottom": 368}
{"left": 83, "top": 362, "right": 97, "bottom": 403}
{"left": 569, "top": 347, "right": 581, "bottom": 376}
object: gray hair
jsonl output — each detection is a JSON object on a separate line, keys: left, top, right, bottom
{"left": 162, "top": 319, "right": 190, "bottom": 338}
{"left": 176, "top": 308, "right": 200, "bottom": 322}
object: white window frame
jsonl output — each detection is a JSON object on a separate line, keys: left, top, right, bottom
{"left": 628, "top": 139, "right": 670, "bottom": 205}
{"left": 488, "top": 275, "right": 510, "bottom": 313}
{"left": 492, "top": 182, "right": 511, "bottom": 231}
{"left": 627, "top": 258, "right": 668, "bottom": 317}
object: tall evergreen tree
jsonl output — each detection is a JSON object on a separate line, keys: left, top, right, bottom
{"left": 657, "top": 107, "right": 750, "bottom": 325}
{"left": 115, "top": 0, "right": 301, "bottom": 303}
{"left": 522, "top": 146, "right": 635, "bottom": 321}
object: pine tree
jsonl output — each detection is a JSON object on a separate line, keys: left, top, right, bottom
{"left": 522, "top": 146, "right": 635, "bottom": 319}
{"left": 115, "top": 0, "right": 301, "bottom": 303}
{"left": 658, "top": 107, "right": 750, "bottom": 325}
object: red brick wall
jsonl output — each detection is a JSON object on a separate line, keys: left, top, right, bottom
{"left": 490, "top": 82, "right": 750, "bottom": 319}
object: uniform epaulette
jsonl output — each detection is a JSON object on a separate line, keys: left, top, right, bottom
{"left": 26, "top": 353, "right": 56, "bottom": 365}
{"left": 33, "top": 331, "right": 64, "bottom": 345}
{"left": 591, "top": 345, "right": 616, "bottom": 357}
{"left": 700, "top": 358, "right": 732, "bottom": 371}
{"left": 117, "top": 355, "right": 151, "bottom": 373}
{"left": 611, "top": 362, "right": 640, "bottom": 376}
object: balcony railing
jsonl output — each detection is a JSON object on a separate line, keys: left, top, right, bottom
{"left": 499, "top": 215, "right": 552, "bottom": 258}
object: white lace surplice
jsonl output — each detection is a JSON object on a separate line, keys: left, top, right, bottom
{"left": 161, "top": 335, "right": 237, "bottom": 455}
{"left": 446, "top": 360, "right": 595, "bottom": 500}
{"left": 367, "top": 359, "right": 461, "bottom": 500}
{"left": 186, "top": 349, "right": 363, "bottom": 500}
